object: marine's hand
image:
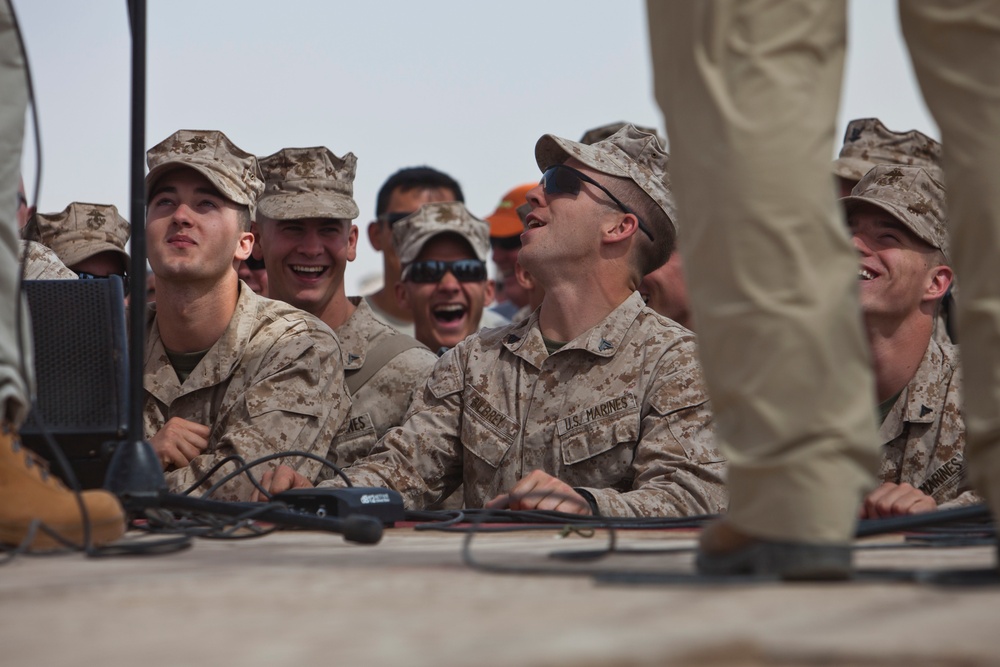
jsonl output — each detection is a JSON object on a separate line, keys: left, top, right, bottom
{"left": 149, "top": 417, "right": 210, "bottom": 470}
{"left": 860, "top": 482, "right": 937, "bottom": 519}
{"left": 252, "top": 464, "right": 314, "bottom": 502}
{"left": 486, "top": 469, "right": 592, "bottom": 515}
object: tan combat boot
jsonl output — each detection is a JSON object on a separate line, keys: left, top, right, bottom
{"left": 0, "top": 421, "right": 126, "bottom": 551}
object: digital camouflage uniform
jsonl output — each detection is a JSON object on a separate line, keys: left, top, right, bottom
{"left": 843, "top": 165, "right": 978, "bottom": 510}
{"left": 326, "top": 292, "right": 727, "bottom": 517}
{"left": 143, "top": 282, "right": 350, "bottom": 500}
{"left": 254, "top": 146, "right": 437, "bottom": 473}
{"left": 145, "top": 129, "right": 347, "bottom": 501}
{"left": 19, "top": 240, "right": 77, "bottom": 280}
{"left": 879, "top": 338, "right": 980, "bottom": 509}
{"left": 144, "top": 283, "right": 349, "bottom": 500}
{"left": 327, "top": 296, "right": 436, "bottom": 469}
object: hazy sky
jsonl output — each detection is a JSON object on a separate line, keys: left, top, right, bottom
{"left": 15, "top": 0, "right": 936, "bottom": 294}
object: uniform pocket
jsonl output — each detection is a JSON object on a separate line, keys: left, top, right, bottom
{"left": 330, "top": 412, "right": 378, "bottom": 468}
{"left": 557, "top": 393, "right": 640, "bottom": 466}
{"left": 461, "top": 387, "right": 518, "bottom": 468}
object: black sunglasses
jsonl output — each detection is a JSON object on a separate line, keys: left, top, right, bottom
{"left": 403, "top": 259, "right": 488, "bottom": 284}
{"left": 77, "top": 271, "right": 130, "bottom": 293}
{"left": 541, "top": 164, "right": 655, "bottom": 242}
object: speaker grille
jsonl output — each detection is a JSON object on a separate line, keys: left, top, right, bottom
{"left": 25, "top": 280, "right": 126, "bottom": 431}
{"left": 20, "top": 279, "right": 129, "bottom": 487}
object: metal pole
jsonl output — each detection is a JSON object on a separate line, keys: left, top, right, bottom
{"left": 127, "top": 0, "right": 146, "bottom": 442}
{"left": 105, "top": 0, "right": 164, "bottom": 500}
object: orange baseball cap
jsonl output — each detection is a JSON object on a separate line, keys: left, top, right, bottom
{"left": 486, "top": 183, "right": 535, "bottom": 238}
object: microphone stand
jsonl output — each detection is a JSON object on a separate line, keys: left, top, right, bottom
{"left": 104, "top": 0, "right": 167, "bottom": 504}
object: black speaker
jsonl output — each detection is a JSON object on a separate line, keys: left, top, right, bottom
{"left": 19, "top": 277, "right": 129, "bottom": 488}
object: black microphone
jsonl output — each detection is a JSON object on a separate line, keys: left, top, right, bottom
{"left": 126, "top": 491, "right": 383, "bottom": 545}
{"left": 340, "top": 514, "right": 385, "bottom": 545}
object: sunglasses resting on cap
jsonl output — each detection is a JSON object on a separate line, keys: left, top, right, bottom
{"left": 403, "top": 259, "right": 488, "bottom": 284}
{"left": 541, "top": 164, "right": 654, "bottom": 242}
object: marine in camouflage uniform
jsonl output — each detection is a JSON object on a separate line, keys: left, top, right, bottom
{"left": 253, "top": 146, "right": 435, "bottom": 471}
{"left": 391, "top": 202, "right": 499, "bottom": 355}
{"left": 843, "top": 164, "right": 977, "bottom": 516}
{"left": 26, "top": 202, "right": 130, "bottom": 283}
{"left": 143, "top": 130, "right": 349, "bottom": 501}
{"left": 831, "top": 119, "right": 953, "bottom": 345}
{"left": 333, "top": 293, "right": 724, "bottom": 516}
{"left": 263, "top": 126, "right": 727, "bottom": 516}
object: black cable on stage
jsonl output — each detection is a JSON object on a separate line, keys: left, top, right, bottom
{"left": 194, "top": 450, "right": 353, "bottom": 500}
{"left": 443, "top": 493, "right": 996, "bottom": 585}
{"left": 409, "top": 507, "right": 716, "bottom": 533}
{"left": 855, "top": 503, "right": 992, "bottom": 538}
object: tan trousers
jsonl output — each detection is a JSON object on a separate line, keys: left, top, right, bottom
{"left": 900, "top": 1, "right": 1000, "bottom": 518}
{"left": 0, "top": 0, "right": 32, "bottom": 426}
{"left": 649, "top": 0, "right": 1000, "bottom": 542}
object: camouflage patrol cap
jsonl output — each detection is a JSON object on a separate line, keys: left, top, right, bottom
{"left": 579, "top": 121, "right": 661, "bottom": 146}
{"left": 146, "top": 129, "right": 264, "bottom": 210}
{"left": 833, "top": 118, "right": 942, "bottom": 182}
{"left": 842, "top": 164, "right": 948, "bottom": 259}
{"left": 535, "top": 124, "right": 677, "bottom": 232}
{"left": 394, "top": 201, "right": 490, "bottom": 266}
{"left": 30, "top": 202, "right": 130, "bottom": 269}
{"left": 257, "top": 146, "right": 360, "bottom": 222}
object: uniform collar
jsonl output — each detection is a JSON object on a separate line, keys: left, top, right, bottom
{"left": 501, "top": 292, "right": 646, "bottom": 366}
{"left": 145, "top": 281, "right": 259, "bottom": 403}
{"left": 880, "top": 338, "right": 957, "bottom": 440}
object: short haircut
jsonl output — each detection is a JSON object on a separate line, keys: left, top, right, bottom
{"left": 375, "top": 166, "right": 464, "bottom": 217}
{"left": 236, "top": 206, "right": 252, "bottom": 232}
{"left": 599, "top": 174, "right": 676, "bottom": 282}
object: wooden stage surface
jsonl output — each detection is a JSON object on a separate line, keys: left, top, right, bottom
{"left": 2, "top": 522, "right": 998, "bottom": 667}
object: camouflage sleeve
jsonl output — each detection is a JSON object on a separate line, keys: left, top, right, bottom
{"left": 937, "top": 489, "right": 984, "bottom": 510}
{"left": 167, "top": 324, "right": 349, "bottom": 501}
{"left": 20, "top": 241, "right": 78, "bottom": 280}
{"left": 377, "top": 346, "right": 439, "bottom": 410}
{"left": 319, "top": 348, "right": 466, "bottom": 509}
{"left": 578, "top": 344, "right": 727, "bottom": 517}
{"left": 336, "top": 345, "right": 438, "bottom": 458}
